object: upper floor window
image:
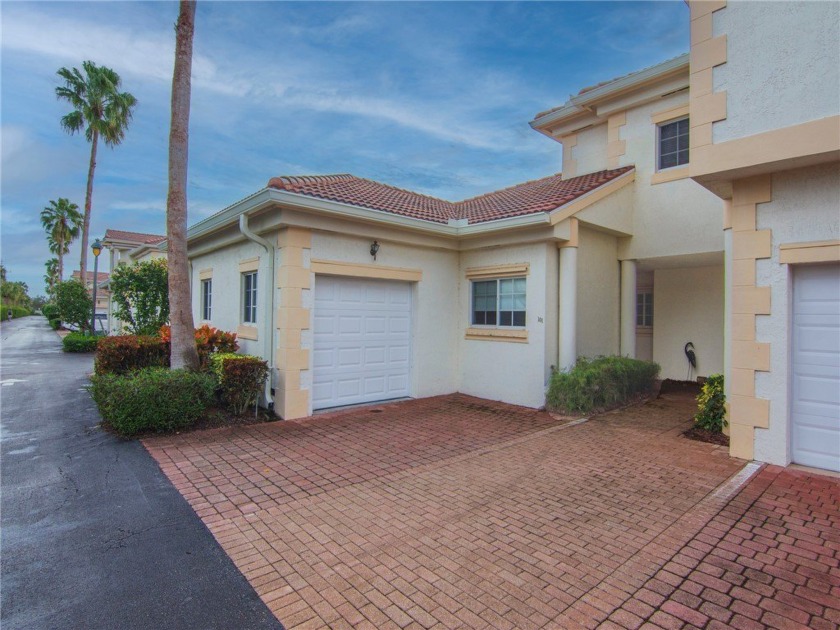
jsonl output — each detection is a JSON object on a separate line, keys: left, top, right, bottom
{"left": 242, "top": 271, "right": 257, "bottom": 324}
{"left": 472, "top": 278, "right": 526, "bottom": 327}
{"left": 657, "top": 117, "right": 689, "bottom": 170}
{"left": 201, "top": 279, "right": 212, "bottom": 321}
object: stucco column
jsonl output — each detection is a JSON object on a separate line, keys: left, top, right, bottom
{"left": 558, "top": 245, "right": 578, "bottom": 371}
{"left": 620, "top": 259, "right": 637, "bottom": 358}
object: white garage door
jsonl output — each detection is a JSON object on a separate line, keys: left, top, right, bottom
{"left": 312, "top": 276, "right": 411, "bottom": 410}
{"left": 791, "top": 264, "right": 840, "bottom": 472}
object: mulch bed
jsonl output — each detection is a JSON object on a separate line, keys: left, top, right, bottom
{"left": 683, "top": 426, "right": 730, "bottom": 447}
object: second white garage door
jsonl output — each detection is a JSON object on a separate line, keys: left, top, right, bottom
{"left": 791, "top": 264, "right": 840, "bottom": 472}
{"left": 312, "top": 276, "right": 411, "bottom": 410}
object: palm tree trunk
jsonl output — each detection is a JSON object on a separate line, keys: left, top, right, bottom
{"left": 80, "top": 129, "right": 98, "bottom": 281}
{"left": 58, "top": 233, "right": 64, "bottom": 282}
{"left": 167, "top": 0, "right": 200, "bottom": 371}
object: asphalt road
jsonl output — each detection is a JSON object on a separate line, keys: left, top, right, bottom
{"left": 1, "top": 316, "right": 283, "bottom": 630}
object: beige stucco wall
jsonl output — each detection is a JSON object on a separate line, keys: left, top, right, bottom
{"left": 653, "top": 265, "right": 724, "bottom": 380}
{"left": 712, "top": 1, "right": 840, "bottom": 144}
{"left": 568, "top": 123, "right": 609, "bottom": 177}
{"left": 458, "top": 243, "right": 551, "bottom": 408}
{"left": 311, "top": 231, "right": 460, "bottom": 401}
{"left": 613, "top": 91, "right": 724, "bottom": 262}
{"left": 189, "top": 236, "right": 269, "bottom": 359}
{"left": 576, "top": 226, "right": 620, "bottom": 359}
{"left": 752, "top": 163, "right": 840, "bottom": 465}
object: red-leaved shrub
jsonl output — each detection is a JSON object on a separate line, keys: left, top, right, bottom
{"left": 95, "top": 335, "right": 169, "bottom": 375}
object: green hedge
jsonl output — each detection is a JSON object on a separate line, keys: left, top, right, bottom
{"left": 695, "top": 374, "right": 726, "bottom": 432}
{"left": 1, "top": 305, "right": 31, "bottom": 320}
{"left": 49, "top": 318, "right": 61, "bottom": 330}
{"left": 63, "top": 331, "right": 99, "bottom": 353}
{"left": 42, "top": 304, "right": 59, "bottom": 320}
{"left": 95, "top": 335, "right": 169, "bottom": 375}
{"left": 88, "top": 368, "right": 216, "bottom": 436}
{"left": 546, "top": 355, "right": 660, "bottom": 414}
{"left": 210, "top": 353, "right": 269, "bottom": 415}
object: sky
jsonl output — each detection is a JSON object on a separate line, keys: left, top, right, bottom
{"left": 1, "top": 1, "right": 689, "bottom": 295}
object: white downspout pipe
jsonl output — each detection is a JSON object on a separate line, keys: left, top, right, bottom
{"left": 239, "top": 213, "right": 276, "bottom": 409}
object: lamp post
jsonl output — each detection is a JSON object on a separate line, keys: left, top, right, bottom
{"left": 90, "top": 238, "right": 102, "bottom": 335}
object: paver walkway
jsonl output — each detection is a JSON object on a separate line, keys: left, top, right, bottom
{"left": 145, "top": 391, "right": 761, "bottom": 628}
{"left": 610, "top": 465, "right": 840, "bottom": 630}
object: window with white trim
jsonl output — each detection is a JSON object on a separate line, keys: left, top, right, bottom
{"left": 242, "top": 271, "right": 257, "bottom": 324}
{"left": 472, "top": 277, "right": 526, "bottom": 327}
{"left": 201, "top": 279, "right": 212, "bottom": 321}
{"left": 657, "top": 117, "right": 689, "bottom": 170}
{"left": 637, "top": 291, "right": 653, "bottom": 328}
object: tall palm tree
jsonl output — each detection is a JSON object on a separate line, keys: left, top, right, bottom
{"left": 167, "top": 0, "right": 200, "bottom": 370}
{"left": 44, "top": 258, "right": 60, "bottom": 296}
{"left": 40, "top": 198, "right": 83, "bottom": 282}
{"left": 55, "top": 61, "right": 137, "bottom": 281}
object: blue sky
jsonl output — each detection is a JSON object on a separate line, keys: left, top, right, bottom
{"left": 1, "top": 1, "right": 688, "bottom": 294}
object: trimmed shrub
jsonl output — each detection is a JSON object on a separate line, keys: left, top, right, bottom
{"left": 1, "top": 305, "right": 31, "bottom": 320}
{"left": 88, "top": 368, "right": 215, "bottom": 436}
{"left": 695, "top": 374, "right": 726, "bottom": 432}
{"left": 109, "top": 259, "right": 169, "bottom": 335}
{"left": 63, "top": 331, "right": 99, "bottom": 353}
{"left": 210, "top": 353, "right": 269, "bottom": 415}
{"left": 49, "top": 318, "right": 61, "bottom": 330}
{"left": 95, "top": 335, "right": 168, "bottom": 375}
{"left": 159, "top": 324, "right": 238, "bottom": 369}
{"left": 42, "top": 304, "right": 59, "bottom": 320}
{"left": 546, "top": 355, "right": 660, "bottom": 414}
{"left": 54, "top": 280, "right": 93, "bottom": 332}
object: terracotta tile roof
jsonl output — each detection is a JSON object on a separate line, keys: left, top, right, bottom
{"left": 72, "top": 270, "right": 110, "bottom": 283}
{"left": 267, "top": 167, "right": 633, "bottom": 226}
{"left": 455, "top": 167, "right": 634, "bottom": 223}
{"left": 268, "top": 174, "right": 453, "bottom": 224}
{"left": 103, "top": 229, "right": 166, "bottom": 245}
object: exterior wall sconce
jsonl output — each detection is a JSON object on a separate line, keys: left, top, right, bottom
{"left": 370, "top": 240, "right": 380, "bottom": 261}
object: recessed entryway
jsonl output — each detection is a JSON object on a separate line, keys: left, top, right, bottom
{"left": 312, "top": 275, "right": 411, "bottom": 410}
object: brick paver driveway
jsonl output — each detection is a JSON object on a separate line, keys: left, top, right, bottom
{"left": 144, "top": 393, "right": 838, "bottom": 629}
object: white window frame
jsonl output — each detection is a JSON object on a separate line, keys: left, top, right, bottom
{"left": 656, "top": 116, "right": 689, "bottom": 172}
{"left": 470, "top": 277, "right": 526, "bottom": 329}
{"left": 242, "top": 271, "right": 258, "bottom": 324}
{"left": 201, "top": 278, "right": 212, "bottom": 321}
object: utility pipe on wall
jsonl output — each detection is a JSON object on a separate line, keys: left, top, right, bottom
{"left": 239, "top": 213, "right": 276, "bottom": 408}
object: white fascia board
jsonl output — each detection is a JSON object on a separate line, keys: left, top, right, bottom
{"left": 186, "top": 188, "right": 556, "bottom": 245}
{"left": 267, "top": 190, "right": 553, "bottom": 237}
{"left": 530, "top": 53, "right": 690, "bottom": 131}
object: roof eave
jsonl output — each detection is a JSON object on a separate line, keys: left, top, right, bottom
{"left": 530, "top": 53, "right": 690, "bottom": 131}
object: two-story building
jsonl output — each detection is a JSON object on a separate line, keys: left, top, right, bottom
{"left": 687, "top": 0, "right": 839, "bottom": 472}
{"left": 181, "top": 1, "right": 838, "bottom": 474}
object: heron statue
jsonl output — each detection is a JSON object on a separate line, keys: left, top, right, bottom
{"left": 684, "top": 342, "right": 697, "bottom": 380}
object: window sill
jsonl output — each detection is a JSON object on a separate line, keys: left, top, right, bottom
{"left": 465, "top": 328, "right": 528, "bottom": 343}
{"left": 651, "top": 166, "right": 689, "bottom": 185}
{"left": 237, "top": 324, "right": 258, "bottom": 340}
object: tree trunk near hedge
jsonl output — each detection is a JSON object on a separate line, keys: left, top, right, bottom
{"left": 166, "top": 0, "right": 200, "bottom": 371}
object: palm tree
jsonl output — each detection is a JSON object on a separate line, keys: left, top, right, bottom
{"left": 40, "top": 198, "right": 83, "bottom": 282}
{"left": 44, "top": 258, "right": 60, "bottom": 296}
{"left": 55, "top": 61, "right": 137, "bottom": 281}
{"left": 167, "top": 0, "right": 200, "bottom": 370}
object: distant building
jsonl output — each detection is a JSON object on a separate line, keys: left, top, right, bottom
{"left": 101, "top": 229, "right": 166, "bottom": 334}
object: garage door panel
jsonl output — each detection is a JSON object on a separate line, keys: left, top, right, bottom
{"left": 792, "top": 264, "right": 840, "bottom": 472}
{"left": 314, "top": 276, "right": 411, "bottom": 410}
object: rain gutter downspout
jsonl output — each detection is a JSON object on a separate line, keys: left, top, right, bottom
{"left": 239, "top": 213, "right": 275, "bottom": 409}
